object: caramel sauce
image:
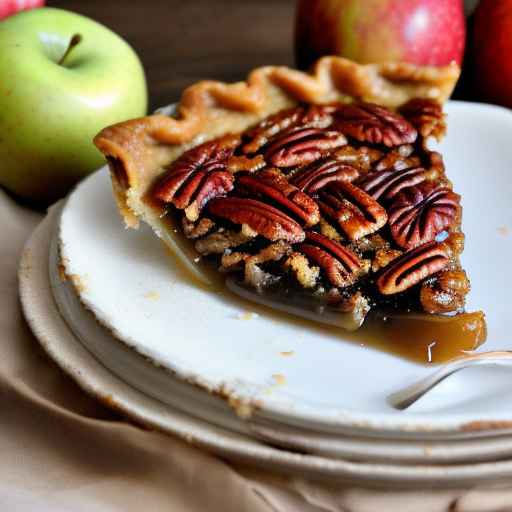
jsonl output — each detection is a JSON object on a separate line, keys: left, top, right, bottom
{"left": 154, "top": 207, "right": 487, "bottom": 366}
{"left": 145, "top": 195, "right": 224, "bottom": 291}
{"left": 355, "top": 311, "right": 486, "bottom": 364}
{"left": 162, "top": 245, "right": 487, "bottom": 365}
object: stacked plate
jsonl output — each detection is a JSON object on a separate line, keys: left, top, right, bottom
{"left": 19, "top": 102, "right": 512, "bottom": 487}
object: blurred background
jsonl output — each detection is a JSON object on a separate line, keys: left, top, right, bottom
{"left": 46, "top": 0, "right": 482, "bottom": 111}
{"left": 47, "top": 0, "right": 297, "bottom": 111}
{"left": 2, "top": 0, "right": 503, "bottom": 205}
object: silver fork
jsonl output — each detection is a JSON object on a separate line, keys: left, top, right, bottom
{"left": 388, "top": 351, "right": 512, "bottom": 410}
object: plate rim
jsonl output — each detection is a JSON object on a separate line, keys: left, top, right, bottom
{"left": 17, "top": 204, "right": 512, "bottom": 487}
{"left": 57, "top": 100, "right": 512, "bottom": 436}
{"left": 50, "top": 201, "right": 512, "bottom": 461}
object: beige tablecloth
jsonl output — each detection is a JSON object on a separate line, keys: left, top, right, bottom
{"left": 2, "top": 189, "right": 512, "bottom": 512}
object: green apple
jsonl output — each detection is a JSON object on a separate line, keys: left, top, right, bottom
{"left": 0, "top": 7, "right": 147, "bottom": 204}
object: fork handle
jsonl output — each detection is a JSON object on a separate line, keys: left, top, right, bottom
{"left": 388, "top": 351, "right": 512, "bottom": 410}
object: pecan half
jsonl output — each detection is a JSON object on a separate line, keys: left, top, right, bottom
{"left": 388, "top": 183, "right": 461, "bottom": 250}
{"left": 399, "top": 98, "right": 446, "bottom": 141}
{"left": 356, "top": 166, "right": 427, "bottom": 202}
{"left": 376, "top": 241, "right": 450, "bottom": 295}
{"left": 208, "top": 197, "right": 305, "bottom": 243}
{"left": 290, "top": 159, "right": 359, "bottom": 194}
{"left": 153, "top": 135, "right": 240, "bottom": 220}
{"left": 265, "top": 127, "right": 347, "bottom": 168}
{"left": 242, "top": 107, "right": 302, "bottom": 154}
{"left": 317, "top": 181, "right": 388, "bottom": 240}
{"left": 334, "top": 103, "right": 417, "bottom": 147}
{"left": 298, "top": 231, "right": 363, "bottom": 288}
{"left": 242, "top": 105, "right": 335, "bottom": 154}
{"left": 237, "top": 169, "right": 320, "bottom": 227}
{"left": 420, "top": 269, "right": 470, "bottom": 314}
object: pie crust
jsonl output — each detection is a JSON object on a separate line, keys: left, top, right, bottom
{"left": 94, "top": 56, "right": 459, "bottom": 244}
{"left": 92, "top": 56, "right": 478, "bottom": 333}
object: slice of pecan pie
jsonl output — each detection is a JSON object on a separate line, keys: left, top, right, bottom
{"left": 94, "top": 57, "right": 486, "bottom": 339}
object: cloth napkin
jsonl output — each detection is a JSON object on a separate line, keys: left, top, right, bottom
{"left": 1, "top": 188, "right": 512, "bottom": 512}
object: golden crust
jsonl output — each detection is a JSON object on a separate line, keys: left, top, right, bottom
{"left": 93, "top": 56, "right": 460, "bottom": 283}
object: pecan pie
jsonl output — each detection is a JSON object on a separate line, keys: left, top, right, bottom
{"left": 94, "top": 57, "right": 485, "bottom": 337}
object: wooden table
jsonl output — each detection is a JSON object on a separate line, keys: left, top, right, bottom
{"left": 47, "top": 0, "right": 296, "bottom": 111}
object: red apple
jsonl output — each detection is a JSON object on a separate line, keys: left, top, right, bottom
{"left": 0, "top": 0, "right": 44, "bottom": 20}
{"left": 295, "top": 0, "right": 465, "bottom": 69}
{"left": 472, "top": 0, "right": 512, "bottom": 108}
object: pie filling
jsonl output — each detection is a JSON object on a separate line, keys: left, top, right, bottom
{"left": 147, "top": 99, "right": 486, "bottom": 344}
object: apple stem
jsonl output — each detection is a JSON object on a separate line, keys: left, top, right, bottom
{"left": 57, "top": 34, "right": 82, "bottom": 66}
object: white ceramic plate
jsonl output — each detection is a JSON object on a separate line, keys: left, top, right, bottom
{"left": 18, "top": 208, "right": 512, "bottom": 486}
{"left": 56, "top": 101, "right": 512, "bottom": 438}
{"left": 49, "top": 216, "right": 512, "bottom": 463}
{"left": 49, "top": 207, "right": 512, "bottom": 464}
